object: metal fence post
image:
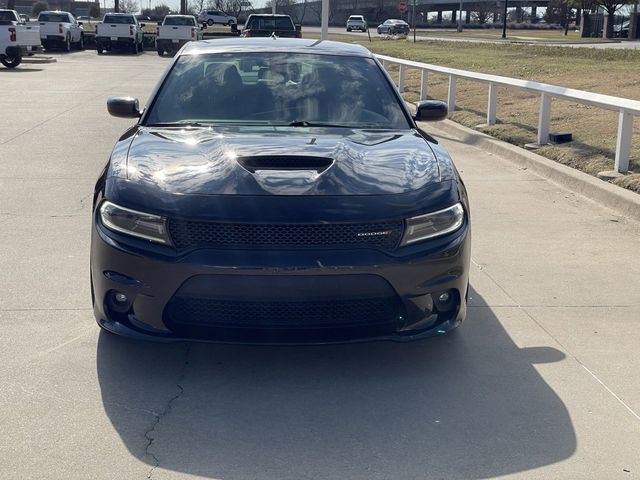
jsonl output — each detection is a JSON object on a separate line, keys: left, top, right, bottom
{"left": 487, "top": 82, "right": 497, "bottom": 125}
{"left": 537, "top": 92, "right": 552, "bottom": 145}
{"left": 615, "top": 110, "right": 633, "bottom": 173}
{"left": 420, "top": 70, "right": 428, "bottom": 100}
{"left": 448, "top": 75, "right": 457, "bottom": 112}
{"left": 382, "top": 59, "right": 389, "bottom": 71}
{"left": 399, "top": 64, "right": 406, "bottom": 93}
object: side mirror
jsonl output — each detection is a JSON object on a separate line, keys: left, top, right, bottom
{"left": 295, "top": 24, "right": 301, "bottom": 31}
{"left": 414, "top": 100, "right": 448, "bottom": 122}
{"left": 140, "top": 23, "right": 146, "bottom": 27}
{"left": 107, "top": 97, "right": 141, "bottom": 118}
{"left": 78, "top": 21, "right": 83, "bottom": 25}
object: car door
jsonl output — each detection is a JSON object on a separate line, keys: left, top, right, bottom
{"left": 213, "top": 11, "right": 224, "bottom": 23}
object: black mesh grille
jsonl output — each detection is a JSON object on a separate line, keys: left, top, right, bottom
{"left": 167, "top": 219, "right": 403, "bottom": 250}
{"left": 165, "top": 296, "right": 401, "bottom": 329}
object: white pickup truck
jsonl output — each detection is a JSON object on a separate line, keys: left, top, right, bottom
{"left": 155, "top": 15, "right": 201, "bottom": 57}
{"left": 0, "top": 9, "right": 40, "bottom": 68}
{"left": 38, "top": 11, "right": 84, "bottom": 52}
{"left": 95, "top": 13, "right": 145, "bottom": 55}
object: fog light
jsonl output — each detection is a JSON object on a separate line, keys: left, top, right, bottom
{"left": 108, "top": 290, "right": 132, "bottom": 314}
{"left": 114, "top": 292, "right": 128, "bottom": 304}
{"left": 438, "top": 292, "right": 450, "bottom": 303}
{"left": 434, "top": 289, "right": 456, "bottom": 313}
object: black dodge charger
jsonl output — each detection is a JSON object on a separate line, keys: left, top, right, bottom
{"left": 91, "top": 38, "right": 471, "bottom": 344}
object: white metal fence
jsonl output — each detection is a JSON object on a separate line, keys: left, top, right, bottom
{"left": 376, "top": 54, "right": 640, "bottom": 174}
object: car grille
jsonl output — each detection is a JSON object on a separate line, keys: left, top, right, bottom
{"left": 167, "top": 219, "right": 404, "bottom": 250}
{"left": 166, "top": 296, "right": 401, "bottom": 329}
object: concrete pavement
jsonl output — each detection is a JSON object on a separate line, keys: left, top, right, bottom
{"left": 1, "top": 50, "right": 639, "bottom": 479}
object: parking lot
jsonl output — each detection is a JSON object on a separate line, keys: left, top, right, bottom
{"left": 1, "top": 50, "right": 640, "bottom": 479}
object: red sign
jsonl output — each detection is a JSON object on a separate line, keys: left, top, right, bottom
{"left": 399, "top": 1, "right": 407, "bottom": 13}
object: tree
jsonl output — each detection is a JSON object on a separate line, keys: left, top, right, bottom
{"left": 592, "top": 0, "right": 627, "bottom": 37}
{"left": 32, "top": 1, "right": 48, "bottom": 16}
{"left": 141, "top": 4, "right": 172, "bottom": 20}
{"left": 120, "top": 0, "right": 139, "bottom": 13}
{"left": 89, "top": 2, "right": 101, "bottom": 18}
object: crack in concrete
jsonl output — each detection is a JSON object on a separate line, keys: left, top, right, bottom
{"left": 144, "top": 343, "right": 191, "bottom": 479}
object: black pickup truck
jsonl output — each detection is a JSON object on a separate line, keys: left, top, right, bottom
{"left": 241, "top": 14, "right": 301, "bottom": 38}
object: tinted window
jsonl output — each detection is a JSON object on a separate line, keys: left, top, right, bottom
{"left": 165, "top": 16, "right": 196, "bottom": 26}
{"left": 246, "top": 16, "right": 294, "bottom": 30}
{"left": 145, "top": 52, "right": 409, "bottom": 129}
{"left": 0, "top": 11, "right": 17, "bottom": 22}
{"left": 103, "top": 15, "right": 135, "bottom": 24}
{"left": 39, "top": 13, "right": 71, "bottom": 22}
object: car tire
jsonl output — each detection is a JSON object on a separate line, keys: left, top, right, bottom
{"left": 207, "top": 19, "right": 214, "bottom": 26}
{"left": 76, "top": 34, "right": 84, "bottom": 50}
{"left": 227, "top": 20, "right": 233, "bottom": 26}
{"left": 157, "top": 47, "right": 163, "bottom": 56}
{"left": 0, "top": 54, "right": 21, "bottom": 68}
{"left": 63, "top": 34, "right": 71, "bottom": 52}
{"left": 97, "top": 44, "right": 104, "bottom": 54}
{"left": 347, "top": 27, "right": 351, "bottom": 31}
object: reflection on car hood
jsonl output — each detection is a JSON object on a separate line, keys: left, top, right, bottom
{"left": 116, "top": 126, "right": 441, "bottom": 196}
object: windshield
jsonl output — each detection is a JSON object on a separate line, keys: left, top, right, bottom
{"left": 39, "top": 13, "right": 71, "bottom": 22}
{"left": 165, "top": 16, "right": 196, "bottom": 26}
{"left": 144, "top": 52, "right": 409, "bottom": 129}
{"left": 0, "top": 11, "right": 17, "bottom": 22}
{"left": 246, "top": 16, "right": 294, "bottom": 30}
{"left": 103, "top": 15, "right": 135, "bottom": 24}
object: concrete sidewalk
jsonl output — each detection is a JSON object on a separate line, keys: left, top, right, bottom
{"left": 0, "top": 51, "right": 639, "bottom": 479}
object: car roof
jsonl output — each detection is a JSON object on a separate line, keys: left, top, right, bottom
{"left": 182, "top": 38, "right": 373, "bottom": 57}
{"left": 247, "top": 14, "right": 293, "bottom": 17}
{"left": 40, "top": 10, "right": 71, "bottom": 14}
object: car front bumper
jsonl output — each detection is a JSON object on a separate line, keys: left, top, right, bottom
{"left": 91, "top": 214, "right": 470, "bottom": 344}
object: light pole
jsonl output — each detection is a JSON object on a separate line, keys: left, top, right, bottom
{"left": 501, "top": 0, "right": 508, "bottom": 38}
{"left": 457, "top": 0, "right": 463, "bottom": 32}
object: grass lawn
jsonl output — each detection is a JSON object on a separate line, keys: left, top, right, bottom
{"left": 412, "top": 28, "right": 608, "bottom": 43}
{"left": 315, "top": 33, "right": 640, "bottom": 192}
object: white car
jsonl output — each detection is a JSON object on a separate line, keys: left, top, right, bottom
{"left": 38, "top": 11, "right": 84, "bottom": 52}
{"left": 346, "top": 15, "right": 367, "bottom": 32}
{"left": 0, "top": 9, "right": 41, "bottom": 68}
{"left": 156, "top": 15, "right": 202, "bottom": 56}
{"left": 198, "top": 10, "right": 236, "bottom": 27}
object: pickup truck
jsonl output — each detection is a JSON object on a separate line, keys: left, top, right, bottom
{"left": 95, "top": 13, "right": 145, "bottom": 54}
{"left": 0, "top": 9, "right": 41, "bottom": 68}
{"left": 241, "top": 14, "right": 301, "bottom": 38}
{"left": 155, "top": 15, "right": 201, "bottom": 56}
{"left": 38, "top": 10, "right": 84, "bottom": 52}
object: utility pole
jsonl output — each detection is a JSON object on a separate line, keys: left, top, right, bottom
{"left": 501, "top": 0, "right": 508, "bottom": 38}
{"left": 320, "top": 0, "right": 328, "bottom": 39}
{"left": 412, "top": 0, "right": 416, "bottom": 41}
{"left": 272, "top": 0, "right": 276, "bottom": 14}
{"left": 457, "top": 0, "right": 463, "bottom": 32}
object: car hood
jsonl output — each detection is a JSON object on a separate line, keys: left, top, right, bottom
{"left": 116, "top": 126, "right": 441, "bottom": 196}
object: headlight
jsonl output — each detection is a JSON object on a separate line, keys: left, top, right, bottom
{"left": 400, "top": 203, "right": 464, "bottom": 246}
{"left": 99, "top": 201, "right": 171, "bottom": 245}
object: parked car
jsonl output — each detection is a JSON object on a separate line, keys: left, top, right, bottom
{"left": 242, "top": 14, "right": 301, "bottom": 38}
{"left": 156, "top": 15, "right": 201, "bottom": 56}
{"left": 346, "top": 15, "right": 367, "bottom": 32}
{"left": 197, "top": 9, "right": 236, "bottom": 27}
{"left": 0, "top": 9, "right": 41, "bottom": 68}
{"left": 377, "top": 19, "right": 410, "bottom": 35}
{"left": 613, "top": 21, "right": 630, "bottom": 38}
{"left": 92, "top": 38, "right": 470, "bottom": 344}
{"left": 38, "top": 11, "right": 84, "bottom": 52}
{"left": 95, "top": 13, "right": 145, "bottom": 54}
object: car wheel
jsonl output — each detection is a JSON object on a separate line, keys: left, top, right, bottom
{"left": 64, "top": 34, "right": 71, "bottom": 52}
{"left": 227, "top": 20, "right": 233, "bottom": 26}
{"left": 132, "top": 40, "right": 139, "bottom": 54}
{"left": 77, "top": 34, "right": 84, "bottom": 50}
{"left": 207, "top": 19, "right": 214, "bottom": 26}
{"left": 347, "top": 27, "right": 351, "bottom": 31}
{"left": 0, "top": 54, "right": 21, "bottom": 68}
{"left": 97, "top": 44, "right": 104, "bottom": 54}
{"left": 157, "top": 47, "right": 163, "bottom": 56}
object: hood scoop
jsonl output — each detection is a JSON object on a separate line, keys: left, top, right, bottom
{"left": 237, "top": 156, "right": 333, "bottom": 174}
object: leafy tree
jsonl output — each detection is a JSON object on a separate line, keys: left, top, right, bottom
{"left": 32, "top": 1, "right": 49, "bottom": 16}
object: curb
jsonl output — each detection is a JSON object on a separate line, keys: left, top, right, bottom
{"left": 22, "top": 55, "right": 57, "bottom": 64}
{"left": 429, "top": 119, "right": 640, "bottom": 223}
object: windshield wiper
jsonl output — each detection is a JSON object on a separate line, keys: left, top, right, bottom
{"left": 286, "top": 120, "right": 355, "bottom": 128}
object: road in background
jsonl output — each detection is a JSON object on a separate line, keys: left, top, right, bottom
{"left": 1, "top": 51, "right": 639, "bottom": 479}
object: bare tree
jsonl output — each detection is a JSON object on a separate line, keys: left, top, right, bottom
{"left": 592, "top": 0, "right": 628, "bottom": 37}
{"left": 120, "top": 0, "right": 139, "bottom": 13}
